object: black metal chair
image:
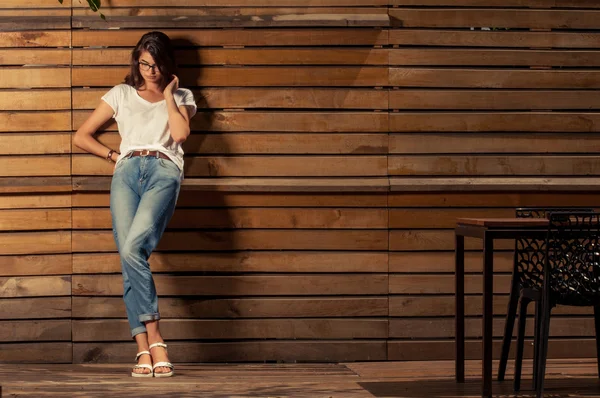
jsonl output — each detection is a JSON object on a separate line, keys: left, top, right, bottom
{"left": 536, "top": 212, "right": 600, "bottom": 397}
{"left": 497, "top": 207, "right": 594, "bottom": 392}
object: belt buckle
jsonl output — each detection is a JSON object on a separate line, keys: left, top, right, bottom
{"left": 140, "top": 149, "right": 150, "bottom": 157}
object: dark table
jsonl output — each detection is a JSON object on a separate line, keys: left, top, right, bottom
{"left": 454, "top": 218, "right": 549, "bottom": 398}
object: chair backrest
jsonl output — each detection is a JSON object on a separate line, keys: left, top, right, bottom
{"left": 515, "top": 208, "right": 594, "bottom": 291}
{"left": 546, "top": 212, "right": 600, "bottom": 306}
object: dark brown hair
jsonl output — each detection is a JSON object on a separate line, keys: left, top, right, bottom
{"left": 125, "top": 31, "right": 177, "bottom": 89}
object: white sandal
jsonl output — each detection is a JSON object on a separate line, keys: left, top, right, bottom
{"left": 149, "top": 342, "right": 174, "bottom": 377}
{"left": 131, "top": 350, "right": 153, "bottom": 377}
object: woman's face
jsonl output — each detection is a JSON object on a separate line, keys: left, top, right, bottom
{"left": 138, "top": 50, "right": 163, "bottom": 85}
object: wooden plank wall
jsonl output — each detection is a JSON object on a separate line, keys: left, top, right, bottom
{"left": 2, "top": 0, "right": 600, "bottom": 364}
{"left": 70, "top": 0, "right": 391, "bottom": 363}
{"left": 387, "top": 0, "right": 600, "bottom": 361}
{"left": 0, "top": 0, "right": 73, "bottom": 363}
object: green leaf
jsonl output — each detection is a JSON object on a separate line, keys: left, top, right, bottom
{"left": 86, "top": 0, "right": 101, "bottom": 12}
{"left": 58, "top": 0, "right": 64, "bottom": 4}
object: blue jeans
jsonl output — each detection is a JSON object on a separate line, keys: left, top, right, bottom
{"left": 110, "top": 154, "right": 181, "bottom": 338}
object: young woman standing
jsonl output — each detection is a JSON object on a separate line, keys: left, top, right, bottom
{"left": 74, "top": 31, "right": 197, "bottom": 377}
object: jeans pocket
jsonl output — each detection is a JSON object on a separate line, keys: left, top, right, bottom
{"left": 158, "top": 158, "right": 180, "bottom": 173}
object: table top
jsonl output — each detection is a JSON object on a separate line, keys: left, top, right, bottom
{"left": 456, "top": 218, "right": 550, "bottom": 227}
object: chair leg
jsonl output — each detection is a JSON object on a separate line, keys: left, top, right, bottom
{"left": 536, "top": 300, "right": 552, "bottom": 398}
{"left": 594, "top": 305, "right": 600, "bottom": 378}
{"left": 499, "top": 276, "right": 520, "bottom": 381}
{"left": 514, "top": 295, "right": 531, "bottom": 392}
{"left": 533, "top": 298, "right": 543, "bottom": 391}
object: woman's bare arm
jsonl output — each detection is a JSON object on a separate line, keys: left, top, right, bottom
{"left": 73, "top": 101, "right": 119, "bottom": 162}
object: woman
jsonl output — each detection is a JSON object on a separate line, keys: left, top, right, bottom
{"left": 74, "top": 31, "right": 197, "bottom": 377}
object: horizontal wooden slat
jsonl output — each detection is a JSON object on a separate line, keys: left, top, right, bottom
{"left": 0, "top": 209, "right": 71, "bottom": 231}
{"left": 73, "top": 251, "right": 388, "bottom": 274}
{"left": 389, "top": 230, "right": 514, "bottom": 251}
{"left": 73, "top": 208, "right": 387, "bottom": 230}
{"left": 389, "top": 177, "right": 600, "bottom": 192}
{"left": 390, "top": 274, "right": 512, "bottom": 294}
{"left": 72, "top": 67, "right": 388, "bottom": 87}
{"left": 73, "top": 15, "right": 390, "bottom": 29}
{"left": 390, "top": 133, "right": 600, "bottom": 154}
{"left": 0, "top": 231, "right": 71, "bottom": 255}
{"left": 0, "top": 177, "right": 72, "bottom": 193}
{"left": 0, "top": 49, "right": 70, "bottom": 66}
{"left": 390, "top": 295, "right": 591, "bottom": 317}
{"left": 0, "top": 133, "right": 71, "bottom": 155}
{"left": 392, "top": 0, "right": 600, "bottom": 7}
{"left": 71, "top": 0, "right": 387, "bottom": 6}
{"left": 390, "top": 208, "right": 513, "bottom": 229}
{"left": 72, "top": 296, "right": 388, "bottom": 318}
{"left": 389, "top": 29, "right": 600, "bottom": 48}
{"left": 0, "top": 320, "right": 71, "bottom": 342}
{"left": 0, "top": 0, "right": 71, "bottom": 7}
{"left": 0, "top": 254, "right": 71, "bottom": 276}
{"left": 390, "top": 9, "right": 599, "bottom": 29}
{"left": 0, "top": 297, "right": 71, "bottom": 319}
{"left": 0, "top": 90, "right": 70, "bottom": 111}
{"left": 388, "top": 339, "right": 599, "bottom": 361}
{"left": 0, "top": 156, "right": 70, "bottom": 177}
{"left": 389, "top": 156, "right": 600, "bottom": 176}
{"left": 388, "top": 192, "right": 600, "bottom": 207}
{"left": 72, "top": 29, "right": 389, "bottom": 47}
{"left": 0, "top": 68, "right": 70, "bottom": 88}
{"left": 74, "top": 341, "right": 386, "bottom": 363}
{"left": 390, "top": 49, "right": 600, "bottom": 67}
{"left": 390, "top": 90, "right": 600, "bottom": 110}
{"left": 74, "top": 111, "right": 388, "bottom": 132}
{"left": 72, "top": 230, "right": 388, "bottom": 252}
{"left": 73, "top": 176, "right": 390, "bottom": 192}
{"left": 73, "top": 133, "right": 389, "bottom": 155}
{"left": 73, "top": 7, "right": 389, "bottom": 17}
{"left": 72, "top": 274, "right": 388, "bottom": 296}
{"left": 0, "top": 276, "right": 71, "bottom": 297}
{"left": 74, "top": 48, "right": 389, "bottom": 66}
{"left": 390, "top": 317, "right": 598, "bottom": 339}
{"left": 72, "top": 192, "right": 388, "bottom": 207}
{"left": 0, "top": 194, "right": 70, "bottom": 209}
{"left": 0, "top": 112, "right": 70, "bottom": 132}
{"left": 390, "top": 113, "right": 600, "bottom": 133}
{"left": 390, "top": 251, "right": 513, "bottom": 273}
{"left": 390, "top": 68, "right": 600, "bottom": 88}
{"left": 73, "top": 319, "right": 387, "bottom": 341}
{"left": 74, "top": 88, "right": 388, "bottom": 110}
{"left": 0, "top": 342, "right": 72, "bottom": 363}
{"left": 0, "top": 31, "right": 70, "bottom": 48}
{"left": 73, "top": 155, "right": 388, "bottom": 177}
{"left": 0, "top": 18, "right": 71, "bottom": 33}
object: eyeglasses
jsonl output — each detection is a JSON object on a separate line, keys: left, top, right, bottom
{"left": 138, "top": 61, "right": 158, "bottom": 72}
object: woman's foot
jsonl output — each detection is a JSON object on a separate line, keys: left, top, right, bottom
{"left": 149, "top": 342, "right": 173, "bottom": 376}
{"left": 132, "top": 352, "right": 153, "bottom": 376}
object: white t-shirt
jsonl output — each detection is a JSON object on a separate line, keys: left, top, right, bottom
{"left": 101, "top": 83, "right": 197, "bottom": 176}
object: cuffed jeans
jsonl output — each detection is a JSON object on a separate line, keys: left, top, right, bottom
{"left": 110, "top": 154, "right": 181, "bottom": 338}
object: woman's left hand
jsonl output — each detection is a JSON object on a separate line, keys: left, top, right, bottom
{"left": 163, "top": 75, "right": 179, "bottom": 96}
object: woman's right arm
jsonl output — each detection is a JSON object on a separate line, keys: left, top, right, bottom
{"left": 73, "top": 101, "right": 119, "bottom": 163}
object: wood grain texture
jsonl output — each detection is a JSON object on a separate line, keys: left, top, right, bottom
{"left": 72, "top": 251, "right": 388, "bottom": 274}
{"left": 72, "top": 230, "right": 388, "bottom": 252}
{"left": 72, "top": 296, "right": 388, "bottom": 318}
{"left": 73, "top": 88, "right": 389, "bottom": 110}
{"left": 72, "top": 274, "right": 388, "bottom": 296}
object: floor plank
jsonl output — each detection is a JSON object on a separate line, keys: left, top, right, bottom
{"left": 1, "top": 360, "right": 600, "bottom": 397}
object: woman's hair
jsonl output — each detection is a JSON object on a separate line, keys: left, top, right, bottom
{"left": 125, "top": 31, "right": 177, "bottom": 89}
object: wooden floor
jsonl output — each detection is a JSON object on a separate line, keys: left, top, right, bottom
{"left": 1, "top": 360, "right": 600, "bottom": 397}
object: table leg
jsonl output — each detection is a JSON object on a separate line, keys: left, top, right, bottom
{"left": 482, "top": 233, "right": 494, "bottom": 398}
{"left": 455, "top": 232, "right": 465, "bottom": 383}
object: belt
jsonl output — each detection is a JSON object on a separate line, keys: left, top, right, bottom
{"left": 127, "top": 150, "right": 171, "bottom": 162}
